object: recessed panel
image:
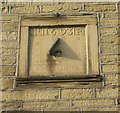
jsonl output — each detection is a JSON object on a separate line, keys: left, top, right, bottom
{"left": 19, "top": 16, "right": 99, "bottom": 80}
{"left": 29, "top": 25, "right": 87, "bottom": 77}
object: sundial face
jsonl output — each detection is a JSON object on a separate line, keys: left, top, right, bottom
{"left": 19, "top": 16, "right": 99, "bottom": 78}
{"left": 29, "top": 25, "right": 87, "bottom": 77}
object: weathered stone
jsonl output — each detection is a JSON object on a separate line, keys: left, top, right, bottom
{"left": 1, "top": 48, "right": 17, "bottom": 55}
{"left": 105, "top": 74, "right": 118, "bottom": 86}
{"left": 11, "top": 5, "right": 39, "bottom": 14}
{"left": 1, "top": 15, "right": 19, "bottom": 21}
{"left": 1, "top": 56, "right": 16, "bottom": 64}
{"left": 22, "top": 89, "right": 59, "bottom": 101}
{"left": 2, "top": 101, "right": 22, "bottom": 109}
{"left": 103, "top": 13, "right": 118, "bottom": 18}
{"left": 2, "top": 71, "right": 15, "bottom": 76}
{"left": 72, "top": 99, "right": 115, "bottom": 107}
{"left": 102, "top": 64, "right": 119, "bottom": 73}
{"left": 2, "top": 91, "right": 22, "bottom": 101}
{"left": 100, "top": 19, "right": 118, "bottom": 26}
{"left": 23, "top": 101, "right": 70, "bottom": 109}
{"left": 0, "top": 78, "right": 14, "bottom": 90}
{"left": 61, "top": 89, "right": 93, "bottom": 99}
{"left": 96, "top": 87, "right": 118, "bottom": 98}
{"left": 1, "top": 41, "right": 17, "bottom": 48}
{"left": 0, "top": 2, "right": 119, "bottom": 112}
{"left": 2, "top": 66, "right": 16, "bottom": 73}
{"left": 100, "top": 28, "right": 118, "bottom": 36}
{"left": 2, "top": 32, "right": 18, "bottom": 41}
{"left": 101, "top": 44, "right": 118, "bottom": 53}
{"left": 42, "top": 4, "right": 83, "bottom": 13}
{"left": 82, "top": 106, "right": 118, "bottom": 111}
{"left": 1, "top": 6, "right": 9, "bottom": 14}
{"left": 101, "top": 55, "right": 119, "bottom": 63}
{"left": 84, "top": 4, "right": 116, "bottom": 12}
{"left": 2, "top": 23, "right": 18, "bottom": 31}
{"left": 100, "top": 35, "right": 119, "bottom": 44}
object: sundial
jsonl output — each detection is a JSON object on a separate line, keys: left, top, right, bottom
{"left": 18, "top": 14, "right": 100, "bottom": 83}
{"left": 29, "top": 26, "right": 86, "bottom": 77}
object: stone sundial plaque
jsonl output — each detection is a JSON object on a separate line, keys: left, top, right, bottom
{"left": 19, "top": 15, "right": 99, "bottom": 79}
{"left": 29, "top": 26, "right": 86, "bottom": 77}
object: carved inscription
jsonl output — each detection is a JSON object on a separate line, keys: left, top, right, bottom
{"left": 42, "top": 4, "right": 83, "bottom": 13}
{"left": 31, "top": 27, "right": 85, "bottom": 36}
{"left": 29, "top": 26, "right": 86, "bottom": 77}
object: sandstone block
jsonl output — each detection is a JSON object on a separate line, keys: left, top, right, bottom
{"left": 100, "top": 35, "right": 119, "bottom": 44}
{"left": 1, "top": 6, "right": 9, "bottom": 14}
{"left": 84, "top": 4, "right": 116, "bottom": 12}
{"left": 101, "top": 55, "right": 119, "bottom": 63}
{"left": 72, "top": 99, "right": 115, "bottom": 107}
{"left": 1, "top": 41, "right": 17, "bottom": 49}
{"left": 102, "top": 65, "right": 119, "bottom": 73}
{"left": 100, "top": 19, "right": 118, "bottom": 26}
{"left": 105, "top": 74, "right": 118, "bottom": 86}
{"left": 101, "top": 44, "right": 118, "bottom": 53}
{"left": 1, "top": 56, "right": 16, "bottom": 64}
{"left": 61, "top": 89, "right": 93, "bottom": 99}
{"left": 2, "top": 23, "right": 18, "bottom": 31}
{"left": 100, "top": 28, "right": 118, "bottom": 36}
{"left": 11, "top": 5, "right": 39, "bottom": 14}
{"left": 0, "top": 78, "right": 14, "bottom": 90}
{"left": 1, "top": 49, "right": 17, "bottom": 55}
{"left": 2, "top": 32, "right": 18, "bottom": 41}
{"left": 23, "top": 101, "right": 70, "bottom": 109}
{"left": 22, "top": 89, "right": 59, "bottom": 101}
{"left": 96, "top": 87, "right": 118, "bottom": 98}
{"left": 1, "top": 15, "right": 19, "bottom": 21}
{"left": 2, "top": 91, "right": 22, "bottom": 101}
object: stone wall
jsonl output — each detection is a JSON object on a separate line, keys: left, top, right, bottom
{"left": 0, "top": 1, "right": 120, "bottom": 112}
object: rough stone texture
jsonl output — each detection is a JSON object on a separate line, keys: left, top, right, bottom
{"left": 2, "top": 66, "right": 16, "bottom": 76}
{"left": 100, "top": 19, "right": 118, "bottom": 26}
{"left": 102, "top": 65, "right": 119, "bottom": 73}
{"left": 0, "top": 1, "right": 119, "bottom": 112}
{"left": 11, "top": 5, "right": 40, "bottom": 14}
{"left": 84, "top": 4, "right": 116, "bottom": 12}
{"left": 21, "top": 89, "right": 59, "bottom": 101}
{"left": 0, "top": 78, "right": 14, "bottom": 90}
{"left": 96, "top": 87, "right": 118, "bottom": 98}
{"left": 2, "top": 32, "right": 18, "bottom": 41}
{"left": 61, "top": 89, "right": 93, "bottom": 99}
{"left": 1, "top": 49, "right": 17, "bottom": 55}
{"left": 1, "top": 15, "right": 19, "bottom": 21}
{"left": 2, "top": 66, "right": 16, "bottom": 72}
{"left": 82, "top": 106, "right": 118, "bottom": 111}
{"left": 2, "top": 91, "right": 22, "bottom": 101}
{"left": 72, "top": 99, "right": 115, "bottom": 107}
{"left": 41, "top": 3, "right": 83, "bottom": 13}
{"left": 105, "top": 74, "right": 118, "bottom": 86}
{"left": 1, "top": 6, "right": 9, "bottom": 14}
{"left": 101, "top": 55, "right": 119, "bottom": 63}
{"left": 100, "top": 35, "right": 119, "bottom": 44}
{"left": 1, "top": 41, "right": 17, "bottom": 48}
{"left": 100, "top": 28, "right": 118, "bottom": 36}
{"left": 103, "top": 13, "right": 119, "bottom": 18}
{"left": 1, "top": 56, "right": 16, "bottom": 64}
{"left": 23, "top": 101, "right": 70, "bottom": 109}
{"left": 101, "top": 44, "right": 118, "bottom": 53}
{"left": 2, "top": 23, "right": 18, "bottom": 31}
{"left": 2, "top": 71, "right": 15, "bottom": 76}
{"left": 2, "top": 101, "right": 23, "bottom": 110}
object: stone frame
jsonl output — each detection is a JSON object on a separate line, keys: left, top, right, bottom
{"left": 17, "top": 14, "right": 101, "bottom": 85}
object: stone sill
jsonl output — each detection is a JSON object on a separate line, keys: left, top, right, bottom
{"left": 1, "top": 0, "right": 120, "bottom": 3}
{"left": 16, "top": 75, "right": 102, "bottom": 89}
